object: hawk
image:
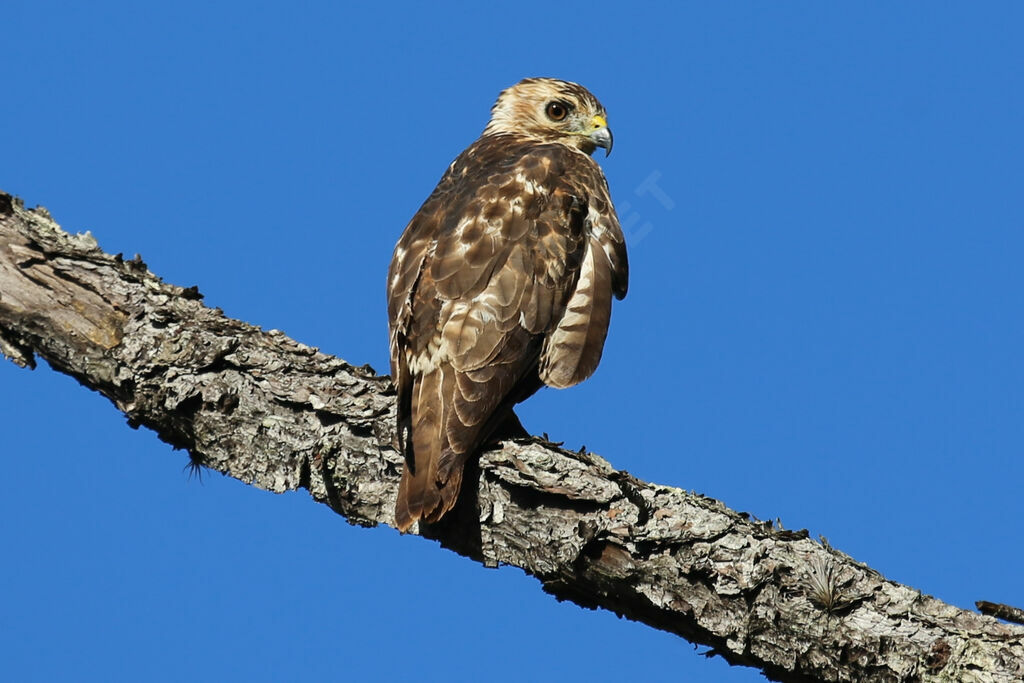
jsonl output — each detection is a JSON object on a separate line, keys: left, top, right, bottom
{"left": 388, "top": 78, "right": 628, "bottom": 532}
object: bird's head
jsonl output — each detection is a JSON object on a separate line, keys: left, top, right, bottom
{"left": 484, "top": 77, "right": 613, "bottom": 157}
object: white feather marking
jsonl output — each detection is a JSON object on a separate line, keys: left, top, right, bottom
{"left": 453, "top": 216, "right": 475, "bottom": 234}
{"left": 601, "top": 241, "right": 617, "bottom": 269}
{"left": 587, "top": 207, "right": 607, "bottom": 237}
{"left": 406, "top": 335, "right": 448, "bottom": 375}
{"left": 513, "top": 171, "right": 547, "bottom": 196}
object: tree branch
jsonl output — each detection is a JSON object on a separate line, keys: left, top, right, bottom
{"left": 1, "top": 190, "right": 1021, "bottom": 682}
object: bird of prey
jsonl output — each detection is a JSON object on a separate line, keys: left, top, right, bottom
{"left": 388, "top": 78, "right": 628, "bottom": 532}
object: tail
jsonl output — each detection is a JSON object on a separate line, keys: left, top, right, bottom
{"left": 394, "top": 368, "right": 465, "bottom": 532}
{"left": 394, "top": 455, "right": 465, "bottom": 532}
{"left": 393, "top": 333, "right": 545, "bottom": 532}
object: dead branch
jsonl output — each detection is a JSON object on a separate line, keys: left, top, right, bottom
{"left": 2, "top": 190, "right": 1021, "bottom": 682}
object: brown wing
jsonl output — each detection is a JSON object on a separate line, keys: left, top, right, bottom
{"left": 540, "top": 173, "right": 627, "bottom": 388}
{"left": 388, "top": 134, "right": 627, "bottom": 531}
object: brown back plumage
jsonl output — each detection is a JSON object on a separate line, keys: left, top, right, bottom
{"left": 388, "top": 79, "right": 628, "bottom": 531}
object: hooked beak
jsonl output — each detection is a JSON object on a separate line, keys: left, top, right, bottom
{"left": 588, "top": 114, "right": 613, "bottom": 157}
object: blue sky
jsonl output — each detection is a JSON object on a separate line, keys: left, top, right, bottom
{"left": 2, "top": 3, "right": 1022, "bottom": 681}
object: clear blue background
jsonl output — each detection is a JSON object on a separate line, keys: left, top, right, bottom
{"left": 2, "top": 3, "right": 1022, "bottom": 681}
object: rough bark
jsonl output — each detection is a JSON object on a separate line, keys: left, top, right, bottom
{"left": 1, "top": 190, "right": 1021, "bottom": 683}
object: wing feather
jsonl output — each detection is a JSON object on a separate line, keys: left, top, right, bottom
{"left": 540, "top": 236, "right": 614, "bottom": 388}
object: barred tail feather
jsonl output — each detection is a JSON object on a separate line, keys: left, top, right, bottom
{"left": 394, "top": 367, "right": 466, "bottom": 531}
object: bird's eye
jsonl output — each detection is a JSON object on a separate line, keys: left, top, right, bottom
{"left": 545, "top": 101, "right": 570, "bottom": 121}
